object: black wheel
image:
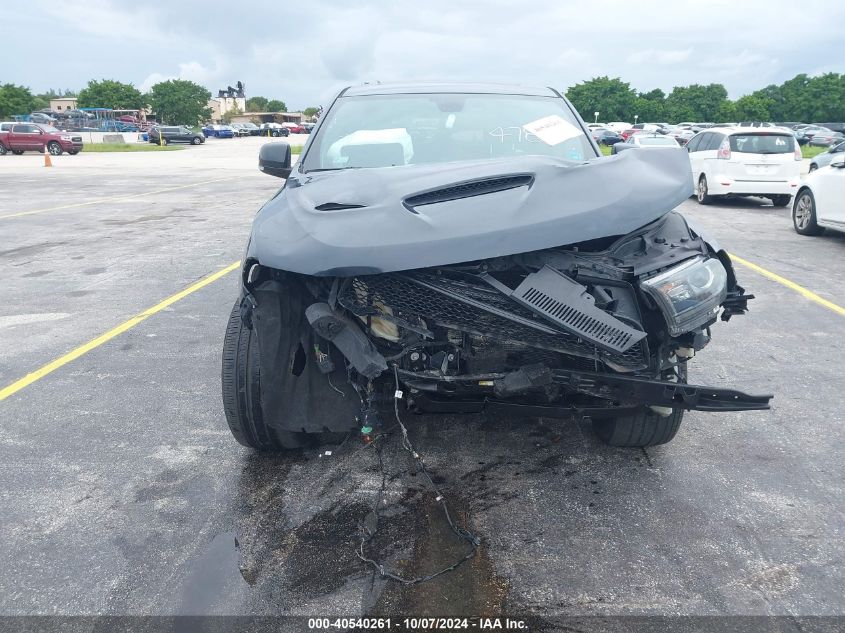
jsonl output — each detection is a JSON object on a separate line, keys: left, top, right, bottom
{"left": 697, "top": 174, "right": 714, "bottom": 205}
{"left": 163, "top": 139, "right": 170, "bottom": 145}
{"left": 809, "top": 163, "right": 818, "bottom": 173}
{"left": 770, "top": 195, "right": 791, "bottom": 207}
{"left": 67, "top": 150, "right": 79, "bottom": 155}
{"left": 47, "top": 142, "right": 62, "bottom": 156}
{"left": 593, "top": 365, "right": 687, "bottom": 447}
{"left": 191, "top": 136, "right": 202, "bottom": 145}
{"left": 792, "top": 189, "right": 823, "bottom": 236}
{"left": 221, "top": 302, "right": 309, "bottom": 451}
{"left": 0, "top": 144, "right": 6, "bottom": 156}
{"left": 12, "top": 149, "right": 24, "bottom": 155}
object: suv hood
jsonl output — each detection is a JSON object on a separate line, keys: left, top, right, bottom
{"left": 248, "top": 148, "right": 693, "bottom": 276}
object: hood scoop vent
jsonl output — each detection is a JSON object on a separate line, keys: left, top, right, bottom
{"left": 403, "top": 174, "right": 533, "bottom": 212}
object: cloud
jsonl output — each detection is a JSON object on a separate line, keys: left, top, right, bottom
{"left": 10, "top": 0, "right": 845, "bottom": 107}
{"left": 627, "top": 49, "right": 693, "bottom": 65}
{"left": 140, "top": 61, "right": 228, "bottom": 93}
{"left": 698, "top": 50, "right": 768, "bottom": 69}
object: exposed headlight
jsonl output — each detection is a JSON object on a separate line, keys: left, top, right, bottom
{"left": 640, "top": 257, "right": 727, "bottom": 336}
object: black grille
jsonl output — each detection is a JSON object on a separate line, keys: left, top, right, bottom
{"left": 403, "top": 175, "right": 532, "bottom": 211}
{"left": 338, "top": 272, "right": 647, "bottom": 369}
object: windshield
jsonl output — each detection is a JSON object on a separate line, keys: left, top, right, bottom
{"left": 729, "top": 133, "right": 795, "bottom": 154}
{"left": 302, "top": 93, "right": 595, "bottom": 171}
{"left": 38, "top": 125, "right": 60, "bottom": 133}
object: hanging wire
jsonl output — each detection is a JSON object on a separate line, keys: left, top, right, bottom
{"left": 355, "top": 365, "right": 480, "bottom": 585}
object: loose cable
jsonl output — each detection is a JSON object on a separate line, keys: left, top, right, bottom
{"left": 355, "top": 365, "right": 480, "bottom": 585}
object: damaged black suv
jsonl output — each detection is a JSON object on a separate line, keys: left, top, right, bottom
{"left": 222, "top": 82, "right": 771, "bottom": 451}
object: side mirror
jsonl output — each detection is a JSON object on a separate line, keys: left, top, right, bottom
{"left": 259, "top": 142, "right": 292, "bottom": 178}
{"left": 831, "top": 154, "right": 845, "bottom": 168}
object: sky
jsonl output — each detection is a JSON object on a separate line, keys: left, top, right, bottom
{"left": 5, "top": 0, "right": 844, "bottom": 111}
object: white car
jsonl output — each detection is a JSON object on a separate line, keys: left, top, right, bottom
{"left": 687, "top": 127, "right": 802, "bottom": 207}
{"left": 605, "top": 121, "right": 632, "bottom": 133}
{"left": 611, "top": 133, "right": 680, "bottom": 154}
{"left": 792, "top": 154, "right": 845, "bottom": 235}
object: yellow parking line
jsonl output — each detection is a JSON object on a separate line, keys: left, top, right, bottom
{"left": 0, "top": 261, "right": 241, "bottom": 402}
{"left": 0, "top": 177, "right": 241, "bottom": 220}
{"left": 729, "top": 253, "right": 845, "bottom": 317}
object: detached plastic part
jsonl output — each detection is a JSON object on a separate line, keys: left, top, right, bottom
{"left": 305, "top": 302, "right": 388, "bottom": 378}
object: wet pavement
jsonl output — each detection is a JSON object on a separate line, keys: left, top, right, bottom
{"left": 0, "top": 142, "right": 843, "bottom": 624}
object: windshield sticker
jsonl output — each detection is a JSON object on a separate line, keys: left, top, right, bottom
{"left": 522, "top": 115, "right": 583, "bottom": 146}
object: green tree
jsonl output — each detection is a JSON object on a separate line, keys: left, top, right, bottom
{"left": 266, "top": 99, "right": 287, "bottom": 112}
{"left": 303, "top": 106, "right": 320, "bottom": 118}
{"left": 0, "top": 84, "right": 36, "bottom": 118}
{"left": 77, "top": 79, "right": 145, "bottom": 110}
{"left": 751, "top": 84, "right": 787, "bottom": 121}
{"left": 664, "top": 83, "right": 729, "bottom": 123}
{"left": 246, "top": 96, "right": 269, "bottom": 111}
{"left": 565, "top": 76, "right": 637, "bottom": 122}
{"left": 732, "top": 94, "right": 773, "bottom": 121}
{"left": 716, "top": 101, "right": 737, "bottom": 123}
{"left": 633, "top": 88, "right": 665, "bottom": 122}
{"left": 146, "top": 79, "right": 211, "bottom": 125}
{"left": 747, "top": 73, "right": 845, "bottom": 122}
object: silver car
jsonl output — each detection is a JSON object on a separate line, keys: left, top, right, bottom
{"left": 809, "top": 140, "right": 845, "bottom": 172}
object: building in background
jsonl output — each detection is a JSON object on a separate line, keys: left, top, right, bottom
{"left": 50, "top": 97, "right": 78, "bottom": 111}
{"left": 208, "top": 95, "right": 247, "bottom": 121}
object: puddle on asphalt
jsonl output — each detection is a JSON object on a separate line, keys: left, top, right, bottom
{"left": 179, "top": 420, "right": 581, "bottom": 623}
{"left": 177, "top": 530, "right": 245, "bottom": 614}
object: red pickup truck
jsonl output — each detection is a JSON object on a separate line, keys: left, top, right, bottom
{"left": 0, "top": 122, "right": 83, "bottom": 156}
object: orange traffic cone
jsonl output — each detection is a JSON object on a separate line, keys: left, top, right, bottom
{"left": 43, "top": 144, "right": 52, "bottom": 168}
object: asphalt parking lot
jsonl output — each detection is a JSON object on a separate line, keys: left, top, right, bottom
{"left": 1, "top": 139, "right": 843, "bottom": 624}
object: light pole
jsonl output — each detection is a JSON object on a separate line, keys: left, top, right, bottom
{"left": 634, "top": 114, "right": 639, "bottom": 125}
{"left": 594, "top": 111, "right": 599, "bottom": 124}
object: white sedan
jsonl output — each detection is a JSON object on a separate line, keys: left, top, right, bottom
{"left": 611, "top": 133, "right": 680, "bottom": 154}
{"left": 792, "top": 154, "right": 845, "bottom": 235}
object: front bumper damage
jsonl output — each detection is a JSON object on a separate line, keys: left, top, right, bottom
{"left": 398, "top": 365, "right": 773, "bottom": 419}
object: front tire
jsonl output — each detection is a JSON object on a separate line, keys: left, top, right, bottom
{"left": 191, "top": 137, "right": 202, "bottom": 145}
{"left": 221, "top": 302, "right": 308, "bottom": 451}
{"left": 594, "top": 409, "right": 685, "bottom": 447}
{"left": 593, "top": 364, "right": 687, "bottom": 447}
{"left": 793, "top": 189, "right": 823, "bottom": 236}
{"left": 47, "top": 142, "right": 63, "bottom": 156}
{"left": 697, "top": 175, "right": 714, "bottom": 205}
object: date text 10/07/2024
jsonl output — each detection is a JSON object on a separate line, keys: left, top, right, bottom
{"left": 308, "top": 618, "right": 529, "bottom": 630}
